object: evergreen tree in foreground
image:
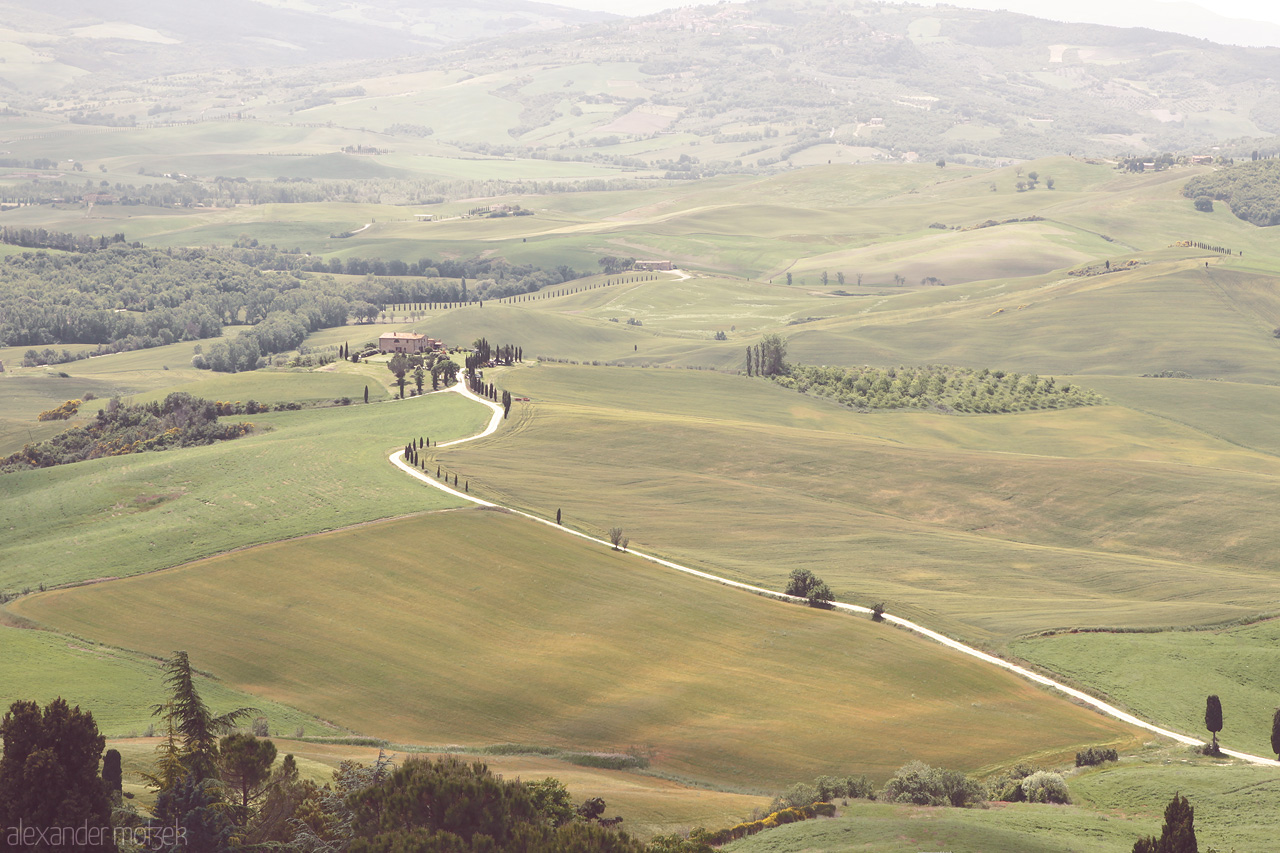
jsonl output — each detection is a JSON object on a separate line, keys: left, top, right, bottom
{"left": 0, "top": 698, "right": 115, "bottom": 852}
{"left": 1133, "top": 793, "right": 1197, "bottom": 853}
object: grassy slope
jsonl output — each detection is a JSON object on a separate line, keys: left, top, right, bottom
{"left": 0, "top": 627, "right": 328, "bottom": 739}
{"left": 0, "top": 388, "right": 484, "bottom": 591}
{"left": 8, "top": 509, "right": 1139, "bottom": 790}
{"left": 726, "top": 754, "right": 1280, "bottom": 853}
{"left": 1012, "top": 619, "right": 1280, "bottom": 759}
{"left": 441, "top": 364, "right": 1280, "bottom": 642}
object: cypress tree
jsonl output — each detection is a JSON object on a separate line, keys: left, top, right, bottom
{"left": 1271, "top": 708, "right": 1280, "bottom": 759}
{"left": 1205, "top": 695, "right": 1223, "bottom": 754}
{"left": 364, "top": 385, "right": 369, "bottom": 404}
{"left": 437, "top": 466, "right": 441, "bottom": 478}
{"left": 102, "top": 747, "right": 123, "bottom": 796}
{"left": 556, "top": 508, "right": 562, "bottom": 525}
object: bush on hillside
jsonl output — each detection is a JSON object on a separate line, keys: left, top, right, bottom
{"left": 1020, "top": 771, "right": 1071, "bottom": 804}
{"left": 1076, "top": 746, "right": 1119, "bottom": 767}
{"left": 880, "top": 761, "right": 984, "bottom": 807}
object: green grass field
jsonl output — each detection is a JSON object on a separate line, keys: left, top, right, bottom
{"left": 1012, "top": 619, "right": 1280, "bottom": 759}
{"left": 0, "top": 626, "right": 328, "bottom": 739}
{"left": 0, "top": 389, "right": 484, "bottom": 591}
{"left": 7, "top": 509, "right": 1140, "bottom": 790}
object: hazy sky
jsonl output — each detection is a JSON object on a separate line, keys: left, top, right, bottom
{"left": 555, "top": 0, "right": 1280, "bottom": 43}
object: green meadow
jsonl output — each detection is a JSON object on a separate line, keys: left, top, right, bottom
{"left": 0, "top": 388, "right": 484, "bottom": 591}
{"left": 9, "top": 510, "right": 1139, "bottom": 790}
{"left": 1013, "top": 620, "right": 1280, "bottom": 759}
{"left": 0, "top": 626, "right": 327, "bottom": 739}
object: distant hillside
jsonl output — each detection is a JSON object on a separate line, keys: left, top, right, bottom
{"left": 418, "top": 0, "right": 1280, "bottom": 159}
{"left": 1, "top": 0, "right": 1278, "bottom": 164}
{"left": 0, "top": 0, "right": 610, "bottom": 88}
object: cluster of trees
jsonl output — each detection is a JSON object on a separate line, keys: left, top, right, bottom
{"left": 192, "top": 311, "right": 327, "bottom": 373}
{"left": 783, "top": 568, "right": 833, "bottom": 607}
{"left": 0, "top": 698, "right": 117, "bottom": 852}
{"left": 774, "top": 363, "right": 1105, "bottom": 414}
{"left": 0, "top": 392, "right": 253, "bottom": 472}
{"left": 388, "top": 351, "right": 456, "bottom": 398}
{"left": 1183, "top": 160, "right": 1280, "bottom": 226}
{"left": 0, "top": 245, "right": 323, "bottom": 349}
{"left": 744, "top": 334, "right": 788, "bottom": 378}
{"left": 0, "top": 227, "right": 133, "bottom": 253}
{"left": 469, "top": 338, "right": 523, "bottom": 368}
{"left": 0, "top": 243, "right": 580, "bottom": 369}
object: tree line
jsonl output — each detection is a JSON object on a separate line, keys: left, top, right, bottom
{"left": 774, "top": 362, "right": 1105, "bottom": 414}
{"left": 0, "top": 243, "right": 580, "bottom": 371}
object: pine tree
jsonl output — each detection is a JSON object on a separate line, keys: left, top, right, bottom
{"left": 1132, "top": 793, "right": 1197, "bottom": 853}
{"left": 148, "top": 651, "right": 255, "bottom": 785}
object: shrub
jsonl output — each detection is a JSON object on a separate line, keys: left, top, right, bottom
{"left": 988, "top": 763, "right": 1035, "bottom": 802}
{"left": 1075, "top": 746, "right": 1119, "bottom": 767}
{"left": 1194, "top": 196, "right": 1214, "bottom": 212}
{"left": 37, "top": 399, "right": 81, "bottom": 421}
{"left": 1020, "top": 771, "right": 1071, "bottom": 804}
{"left": 769, "top": 782, "right": 818, "bottom": 812}
{"left": 881, "top": 761, "right": 984, "bottom": 808}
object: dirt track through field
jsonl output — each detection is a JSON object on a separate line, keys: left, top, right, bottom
{"left": 391, "top": 381, "right": 1280, "bottom": 769}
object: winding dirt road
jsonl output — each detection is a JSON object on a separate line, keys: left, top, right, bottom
{"left": 391, "top": 382, "right": 1280, "bottom": 768}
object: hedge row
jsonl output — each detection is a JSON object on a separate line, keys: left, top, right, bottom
{"left": 699, "top": 802, "right": 836, "bottom": 846}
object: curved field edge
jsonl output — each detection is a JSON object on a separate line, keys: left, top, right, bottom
{"left": 0, "top": 388, "right": 487, "bottom": 591}
{"left": 6, "top": 509, "right": 1141, "bottom": 790}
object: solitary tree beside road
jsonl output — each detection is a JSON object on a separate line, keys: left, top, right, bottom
{"left": 1205, "top": 695, "right": 1223, "bottom": 755}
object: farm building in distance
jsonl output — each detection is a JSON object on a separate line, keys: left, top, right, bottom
{"left": 379, "top": 332, "right": 444, "bottom": 354}
{"left": 633, "top": 260, "right": 675, "bottom": 271}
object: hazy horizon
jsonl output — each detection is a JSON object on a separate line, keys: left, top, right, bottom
{"left": 548, "top": 0, "right": 1280, "bottom": 46}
